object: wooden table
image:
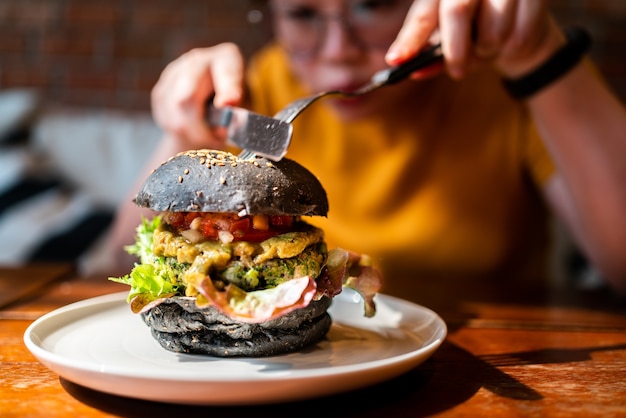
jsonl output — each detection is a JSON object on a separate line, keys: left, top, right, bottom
{"left": 2, "top": 264, "right": 626, "bottom": 417}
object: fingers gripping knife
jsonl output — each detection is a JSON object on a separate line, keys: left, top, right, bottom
{"left": 208, "top": 43, "right": 443, "bottom": 161}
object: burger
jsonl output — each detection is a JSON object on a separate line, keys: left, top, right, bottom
{"left": 111, "top": 149, "right": 381, "bottom": 357}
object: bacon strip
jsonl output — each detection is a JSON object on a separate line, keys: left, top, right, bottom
{"left": 194, "top": 275, "right": 317, "bottom": 323}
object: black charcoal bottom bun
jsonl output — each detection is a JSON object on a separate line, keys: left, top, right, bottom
{"left": 141, "top": 296, "right": 333, "bottom": 357}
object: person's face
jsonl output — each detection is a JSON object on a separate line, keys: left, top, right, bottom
{"left": 270, "top": 0, "right": 417, "bottom": 120}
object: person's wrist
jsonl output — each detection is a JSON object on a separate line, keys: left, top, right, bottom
{"left": 500, "top": 26, "right": 592, "bottom": 100}
{"left": 497, "top": 28, "right": 566, "bottom": 80}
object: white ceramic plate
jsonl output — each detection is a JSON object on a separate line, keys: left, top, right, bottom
{"left": 24, "top": 289, "right": 446, "bottom": 405}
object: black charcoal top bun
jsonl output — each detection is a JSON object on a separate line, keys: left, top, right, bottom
{"left": 134, "top": 149, "right": 328, "bottom": 217}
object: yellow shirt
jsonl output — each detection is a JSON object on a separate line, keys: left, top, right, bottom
{"left": 247, "top": 44, "right": 556, "bottom": 285}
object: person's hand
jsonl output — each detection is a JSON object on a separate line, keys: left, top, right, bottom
{"left": 385, "top": 0, "right": 565, "bottom": 80}
{"left": 151, "top": 42, "right": 245, "bottom": 148}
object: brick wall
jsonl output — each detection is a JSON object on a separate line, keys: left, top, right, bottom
{"left": 1, "top": 0, "right": 625, "bottom": 112}
{"left": 0, "top": 0, "right": 272, "bottom": 111}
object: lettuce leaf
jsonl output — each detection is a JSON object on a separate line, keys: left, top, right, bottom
{"left": 110, "top": 217, "right": 383, "bottom": 318}
{"left": 109, "top": 216, "right": 183, "bottom": 310}
{"left": 125, "top": 216, "right": 161, "bottom": 265}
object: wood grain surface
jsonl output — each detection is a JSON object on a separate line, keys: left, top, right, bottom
{"left": 1, "top": 264, "right": 625, "bottom": 417}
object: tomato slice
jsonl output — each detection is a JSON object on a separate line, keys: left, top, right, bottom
{"left": 164, "top": 212, "right": 185, "bottom": 228}
{"left": 269, "top": 215, "right": 293, "bottom": 227}
{"left": 184, "top": 212, "right": 200, "bottom": 228}
{"left": 229, "top": 218, "right": 251, "bottom": 234}
{"left": 199, "top": 220, "right": 218, "bottom": 238}
{"left": 237, "top": 228, "right": 282, "bottom": 242}
{"left": 163, "top": 212, "right": 297, "bottom": 242}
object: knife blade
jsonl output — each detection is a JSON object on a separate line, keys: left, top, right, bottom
{"left": 207, "top": 104, "right": 293, "bottom": 161}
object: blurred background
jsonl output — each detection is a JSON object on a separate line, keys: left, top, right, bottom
{"left": 1, "top": 0, "right": 624, "bottom": 112}
{"left": 0, "top": 0, "right": 273, "bottom": 112}
{"left": 0, "top": 0, "right": 624, "bottom": 274}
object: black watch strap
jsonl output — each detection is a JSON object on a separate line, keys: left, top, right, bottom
{"left": 502, "top": 26, "right": 592, "bottom": 100}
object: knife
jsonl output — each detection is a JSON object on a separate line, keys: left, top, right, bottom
{"left": 207, "top": 104, "right": 293, "bottom": 161}
{"left": 207, "top": 42, "right": 442, "bottom": 161}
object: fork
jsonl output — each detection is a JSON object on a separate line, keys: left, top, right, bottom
{"left": 275, "top": 42, "right": 442, "bottom": 123}
{"left": 238, "top": 42, "right": 442, "bottom": 160}
{"left": 238, "top": 149, "right": 261, "bottom": 160}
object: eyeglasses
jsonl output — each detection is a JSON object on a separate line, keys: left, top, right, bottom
{"left": 271, "top": 0, "right": 413, "bottom": 59}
